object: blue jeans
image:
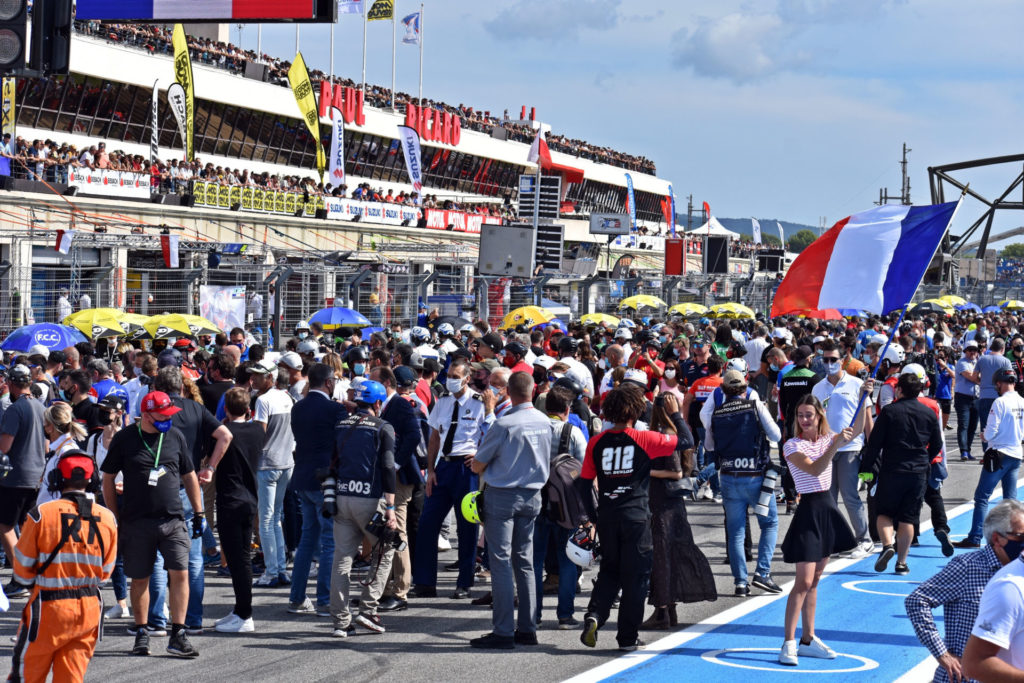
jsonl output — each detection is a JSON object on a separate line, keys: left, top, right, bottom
{"left": 482, "top": 487, "right": 540, "bottom": 637}
{"left": 179, "top": 489, "right": 205, "bottom": 627}
{"left": 695, "top": 457, "right": 720, "bottom": 496}
{"left": 148, "top": 553, "right": 168, "bottom": 628}
{"left": 977, "top": 397, "right": 996, "bottom": 451}
{"left": 289, "top": 489, "right": 335, "bottom": 607}
{"left": 257, "top": 467, "right": 293, "bottom": 577}
{"left": 532, "top": 515, "right": 576, "bottom": 622}
{"left": 412, "top": 459, "right": 478, "bottom": 589}
{"left": 955, "top": 393, "right": 979, "bottom": 455}
{"left": 967, "top": 455, "right": 1021, "bottom": 543}
{"left": 720, "top": 473, "right": 778, "bottom": 586}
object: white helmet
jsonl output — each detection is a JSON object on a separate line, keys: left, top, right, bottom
{"left": 297, "top": 338, "right": 319, "bottom": 355}
{"left": 565, "top": 527, "right": 600, "bottom": 569}
{"left": 900, "top": 363, "right": 927, "bottom": 383}
{"left": 411, "top": 326, "right": 430, "bottom": 343}
{"left": 726, "top": 357, "right": 748, "bottom": 375}
{"left": 880, "top": 344, "right": 905, "bottom": 365}
{"left": 437, "top": 322, "right": 455, "bottom": 336}
{"left": 459, "top": 323, "right": 475, "bottom": 335}
{"left": 295, "top": 320, "right": 310, "bottom": 332}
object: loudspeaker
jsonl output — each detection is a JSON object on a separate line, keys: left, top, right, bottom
{"left": 704, "top": 236, "right": 729, "bottom": 274}
{"left": 416, "top": 217, "right": 427, "bottom": 228}
{"left": 243, "top": 61, "right": 269, "bottom": 82}
{"left": 315, "top": 208, "right": 328, "bottom": 219}
{"left": 756, "top": 248, "right": 785, "bottom": 272}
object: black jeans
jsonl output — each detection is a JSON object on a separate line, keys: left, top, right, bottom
{"left": 587, "top": 513, "right": 652, "bottom": 647}
{"left": 218, "top": 504, "right": 255, "bottom": 619}
{"left": 914, "top": 484, "right": 949, "bottom": 539}
{"left": 406, "top": 482, "right": 424, "bottom": 568}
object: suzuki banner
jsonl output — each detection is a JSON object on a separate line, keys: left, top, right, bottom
{"left": 68, "top": 168, "right": 152, "bottom": 199}
{"left": 396, "top": 125, "right": 423, "bottom": 204}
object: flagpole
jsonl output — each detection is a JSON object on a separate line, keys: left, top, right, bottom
{"left": 295, "top": 25, "right": 300, "bottom": 55}
{"left": 361, "top": 2, "right": 368, "bottom": 97}
{"left": 330, "top": 21, "right": 335, "bottom": 85}
{"left": 390, "top": 8, "right": 396, "bottom": 110}
{"left": 417, "top": 3, "right": 423, "bottom": 105}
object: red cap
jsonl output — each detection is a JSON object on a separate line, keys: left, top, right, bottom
{"left": 57, "top": 454, "right": 95, "bottom": 480}
{"left": 141, "top": 391, "right": 182, "bottom": 417}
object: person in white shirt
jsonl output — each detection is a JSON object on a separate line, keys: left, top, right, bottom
{"left": 555, "top": 337, "right": 593, "bottom": 400}
{"left": 36, "top": 403, "right": 88, "bottom": 506}
{"left": 963, "top": 535, "right": 1024, "bottom": 679}
{"left": 745, "top": 325, "right": 771, "bottom": 369}
{"left": 56, "top": 287, "right": 73, "bottom": 322}
{"left": 598, "top": 344, "right": 626, "bottom": 397}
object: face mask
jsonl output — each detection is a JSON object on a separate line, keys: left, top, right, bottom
{"left": 826, "top": 361, "right": 842, "bottom": 376}
{"left": 446, "top": 377, "right": 464, "bottom": 394}
{"left": 673, "top": 347, "right": 680, "bottom": 356}
{"left": 1003, "top": 537, "right": 1024, "bottom": 561}
{"left": 664, "top": 370, "right": 676, "bottom": 379}
{"left": 770, "top": 363, "right": 780, "bottom": 372}
{"left": 489, "top": 385, "right": 502, "bottom": 397}
{"left": 59, "top": 389, "right": 72, "bottom": 401}
{"left": 97, "top": 411, "right": 113, "bottom": 426}
{"left": 598, "top": 358, "right": 607, "bottom": 370}
{"left": 153, "top": 418, "right": 173, "bottom": 433}
{"left": 659, "top": 336, "right": 669, "bottom": 345}
{"left": 815, "top": 349, "right": 824, "bottom": 356}
{"left": 298, "top": 332, "right": 308, "bottom": 340}
{"left": 353, "top": 363, "right": 365, "bottom": 376}
{"left": 502, "top": 354, "right": 516, "bottom": 368}
{"left": 862, "top": 353, "right": 873, "bottom": 363}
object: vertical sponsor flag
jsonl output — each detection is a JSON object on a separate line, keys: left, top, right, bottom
{"left": 329, "top": 107, "right": 345, "bottom": 186}
{"left": 396, "top": 125, "right": 423, "bottom": 204}
{"left": 367, "top": 0, "right": 393, "bottom": 20}
{"left": 161, "top": 234, "right": 180, "bottom": 269}
{"left": 1, "top": 77, "right": 15, "bottom": 138}
{"left": 777, "top": 221, "right": 785, "bottom": 244}
{"left": 288, "top": 52, "right": 326, "bottom": 184}
{"left": 703, "top": 201, "right": 712, "bottom": 234}
{"left": 668, "top": 184, "right": 676, "bottom": 237}
{"left": 527, "top": 130, "right": 551, "bottom": 167}
{"left": 150, "top": 80, "right": 160, "bottom": 166}
{"left": 625, "top": 173, "right": 636, "bottom": 229}
{"left": 339, "top": 0, "right": 363, "bottom": 13}
{"left": 172, "top": 24, "right": 195, "bottom": 161}
{"left": 751, "top": 217, "right": 762, "bottom": 244}
{"left": 54, "top": 230, "right": 74, "bottom": 254}
{"left": 402, "top": 11, "right": 421, "bottom": 44}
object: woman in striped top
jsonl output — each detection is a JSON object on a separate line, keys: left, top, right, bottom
{"left": 777, "top": 393, "right": 866, "bottom": 667}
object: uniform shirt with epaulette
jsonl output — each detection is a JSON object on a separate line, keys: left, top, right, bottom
{"left": 426, "top": 389, "right": 493, "bottom": 456}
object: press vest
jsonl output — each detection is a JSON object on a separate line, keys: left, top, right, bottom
{"left": 333, "top": 414, "right": 385, "bottom": 499}
{"left": 711, "top": 394, "right": 769, "bottom": 474}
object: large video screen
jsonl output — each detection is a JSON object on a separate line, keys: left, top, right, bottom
{"left": 76, "top": 0, "right": 322, "bottom": 22}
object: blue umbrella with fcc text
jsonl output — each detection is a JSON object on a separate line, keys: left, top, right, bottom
{"left": 1, "top": 323, "right": 87, "bottom": 353}
{"left": 309, "top": 306, "right": 372, "bottom": 330}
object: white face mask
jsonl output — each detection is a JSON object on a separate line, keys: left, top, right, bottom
{"left": 826, "top": 360, "right": 842, "bottom": 376}
{"left": 446, "top": 377, "right": 464, "bottom": 394}
{"left": 664, "top": 369, "right": 676, "bottom": 379}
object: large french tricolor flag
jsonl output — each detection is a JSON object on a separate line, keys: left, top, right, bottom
{"left": 771, "top": 202, "right": 958, "bottom": 317}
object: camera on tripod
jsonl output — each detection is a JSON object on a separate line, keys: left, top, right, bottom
{"left": 316, "top": 468, "right": 337, "bottom": 518}
{"left": 366, "top": 511, "right": 406, "bottom": 552}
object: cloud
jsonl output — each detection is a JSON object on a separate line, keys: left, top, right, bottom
{"left": 484, "top": 0, "right": 622, "bottom": 42}
{"left": 671, "top": 12, "right": 802, "bottom": 83}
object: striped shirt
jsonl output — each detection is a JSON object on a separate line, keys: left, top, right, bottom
{"left": 783, "top": 433, "right": 835, "bottom": 493}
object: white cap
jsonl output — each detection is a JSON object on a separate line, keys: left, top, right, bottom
{"left": 533, "top": 355, "right": 556, "bottom": 370}
{"left": 27, "top": 344, "right": 49, "bottom": 358}
{"left": 812, "top": 336, "right": 825, "bottom": 344}
{"left": 964, "top": 340, "right": 979, "bottom": 349}
{"left": 249, "top": 358, "right": 278, "bottom": 375}
{"left": 623, "top": 368, "right": 648, "bottom": 385}
{"left": 278, "top": 351, "right": 303, "bottom": 370}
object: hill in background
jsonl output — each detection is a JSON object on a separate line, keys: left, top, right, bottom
{"left": 672, "top": 216, "right": 819, "bottom": 243}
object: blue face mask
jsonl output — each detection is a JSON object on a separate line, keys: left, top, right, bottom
{"left": 353, "top": 363, "right": 365, "bottom": 376}
{"left": 770, "top": 363, "right": 780, "bottom": 372}
{"left": 298, "top": 332, "right": 308, "bottom": 340}
{"left": 490, "top": 385, "right": 502, "bottom": 397}
{"left": 153, "top": 418, "right": 173, "bottom": 433}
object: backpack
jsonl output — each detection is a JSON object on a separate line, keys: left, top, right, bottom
{"left": 541, "top": 423, "right": 593, "bottom": 529}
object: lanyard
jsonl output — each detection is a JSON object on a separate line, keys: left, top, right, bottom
{"left": 137, "top": 424, "right": 164, "bottom": 469}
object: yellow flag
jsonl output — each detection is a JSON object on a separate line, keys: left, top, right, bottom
{"left": 1, "top": 77, "right": 15, "bottom": 139}
{"left": 288, "top": 53, "right": 326, "bottom": 184}
{"left": 367, "top": 0, "right": 394, "bottom": 20}
{"left": 172, "top": 24, "right": 195, "bottom": 162}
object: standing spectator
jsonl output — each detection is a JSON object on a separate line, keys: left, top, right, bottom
{"left": 277, "top": 351, "right": 307, "bottom": 401}
{"left": 287, "top": 363, "right": 346, "bottom": 616}
{"left": 955, "top": 341, "right": 980, "bottom": 460}
{"left": 0, "top": 365, "right": 46, "bottom": 598}
{"left": 469, "top": 371, "right": 552, "bottom": 649}
{"left": 100, "top": 391, "right": 204, "bottom": 658}
{"left": 36, "top": 402, "right": 88, "bottom": 505}
{"left": 56, "top": 287, "right": 73, "bottom": 322}
{"left": 251, "top": 359, "right": 296, "bottom": 587}
{"left": 975, "top": 338, "right": 1012, "bottom": 453}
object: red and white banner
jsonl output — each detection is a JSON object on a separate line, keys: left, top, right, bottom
{"left": 67, "top": 168, "right": 152, "bottom": 199}
{"left": 54, "top": 229, "right": 74, "bottom": 254}
{"left": 423, "top": 208, "right": 501, "bottom": 235}
{"left": 160, "top": 234, "right": 180, "bottom": 268}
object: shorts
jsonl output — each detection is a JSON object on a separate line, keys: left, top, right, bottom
{"left": 936, "top": 398, "right": 951, "bottom": 414}
{"left": 874, "top": 473, "right": 927, "bottom": 526}
{"left": 0, "top": 487, "right": 38, "bottom": 528}
{"left": 120, "top": 516, "right": 191, "bottom": 579}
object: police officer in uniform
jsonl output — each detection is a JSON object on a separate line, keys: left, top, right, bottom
{"left": 8, "top": 451, "right": 117, "bottom": 683}
{"left": 711, "top": 370, "right": 783, "bottom": 596}
{"left": 411, "top": 357, "right": 495, "bottom": 599}
{"left": 327, "top": 380, "right": 398, "bottom": 638}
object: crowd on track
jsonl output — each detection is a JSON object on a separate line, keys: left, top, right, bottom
{"left": 2, "top": 305, "right": 1024, "bottom": 680}
{"left": 73, "top": 21, "right": 657, "bottom": 175}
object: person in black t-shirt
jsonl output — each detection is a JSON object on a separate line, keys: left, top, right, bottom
{"left": 198, "top": 353, "right": 236, "bottom": 417}
{"left": 66, "top": 370, "right": 102, "bottom": 433}
{"left": 198, "top": 387, "right": 265, "bottom": 633}
{"left": 100, "top": 391, "right": 203, "bottom": 658}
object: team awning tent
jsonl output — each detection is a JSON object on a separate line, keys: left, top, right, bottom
{"left": 686, "top": 216, "right": 741, "bottom": 238}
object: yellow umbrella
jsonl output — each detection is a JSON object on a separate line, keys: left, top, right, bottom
{"left": 62, "top": 308, "right": 126, "bottom": 339}
{"left": 120, "top": 313, "right": 152, "bottom": 340}
{"left": 144, "top": 313, "right": 222, "bottom": 339}
{"left": 617, "top": 294, "right": 667, "bottom": 310}
{"left": 501, "top": 306, "right": 555, "bottom": 330}
{"left": 580, "top": 313, "right": 620, "bottom": 326}
{"left": 668, "top": 303, "right": 708, "bottom": 317}
{"left": 939, "top": 295, "right": 967, "bottom": 306}
{"left": 1002, "top": 300, "right": 1024, "bottom": 311}
{"left": 708, "top": 302, "right": 755, "bottom": 319}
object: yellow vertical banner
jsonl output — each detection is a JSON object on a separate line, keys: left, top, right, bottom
{"left": 1, "top": 78, "right": 15, "bottom": 138}
{"left": 287, "top": 53, "right": 326, "bottom": 185}
{"left": 172, "top": 24, "right": 195, "bottom": 161}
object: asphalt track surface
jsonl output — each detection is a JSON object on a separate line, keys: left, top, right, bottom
{"left": 0, "top": 417, "right": 1000, "bottom": 681}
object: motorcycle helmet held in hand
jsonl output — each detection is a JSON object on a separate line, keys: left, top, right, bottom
{"left": 566, "top": 526, "right": 600, "bottom": 568}
{"left": 461, "top": 491, "right": 481, "bottom": 524}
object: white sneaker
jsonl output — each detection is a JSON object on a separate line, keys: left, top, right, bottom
{"left": 712, "top": 493, "right": 723, "bottom": 504}
{"left": 105, "top": 603, "right": 131, "bottom": 619}
{"left": 214, "top": 613, "right": 255, "bottom": 633}
{"left": 798, "top": 635, "right": 836, "bottom": 659}
{"left": 779, "top": 639, "right": 798, "bottom": 666}
{"left": 699, "top": 483, "right": 714, "bottom": 500}
{"left": 437, "top": 536, "right": 452, "bottom": 551}
{"left": 847, "top": 540, "right": 875, "bottom": 559}
{"left": 215, "top": 612, "right": 238, "bottom": 626}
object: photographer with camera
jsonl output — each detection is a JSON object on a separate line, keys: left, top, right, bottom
{"left": 325, "top": 380, "right": 399, "bottom": 638}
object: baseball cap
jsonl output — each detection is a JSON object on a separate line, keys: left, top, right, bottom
{"left": 480, "top": 332, "right": 503, "bottom": 354}
{"left": 57, "top": 452, "right": 95, "bottom": 481}
{"left": 27, "top": 344, "right": 49, "bottom": 358}
{"left": 407, "top": 351, "right": 424, "bottom": 370}
{"left": 394, "top": 366, "right": 418, "bottom": 388}
{"left": 722, "top": 369, "right": 748, "bottom": 389}
{"left": 8, "top": 364, "right": 31, "bottom": 384}
{"left": 791, "top": 346, "right": 813, "bottom": 363}
{"left": 98, "top": 394, "right": 126, "bottom": 411}
{"left": 622, "top": 368, "right": 648, "bottom": 388}
{"left": 533, "top": 355, "right": 556, "bottom": 370}
{"left": 471, "top": 359, "right": 499, "bottom": 373}
{"left": 277, "top": 351, "right": 303, "bottom": 370}
{"left": 248, "top": 358, "right": 278, "bottom": 375}
{"left": 994, "top": 369, "right": 1017, "bottom": 384}
{"left": 140, "top": 391, "right": 182, "bottom": 417}
{"left": 964, "top": 340, "right": 979, "bottom": 349}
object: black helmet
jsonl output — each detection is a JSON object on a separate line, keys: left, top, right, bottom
{"left": 557, "top": 336, "right": 579, "bottom": 356}
{"left": 503, "top": 341, "right": 528, "bottom": 358}
{"left": 636, "top": 330, "right": 655, "bottom": 344}
{"left": 344, "top": 345, "right": 369, "bottom": 364}
{"left": 157, "top": 348, "right": 183, "bottom": 368}
{"left": 553, "top": 375, "right": 583, "bottom": 398}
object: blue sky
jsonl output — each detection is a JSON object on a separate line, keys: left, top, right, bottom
{"left": 245, "top": 0, "right": 1024, "bottom": 243}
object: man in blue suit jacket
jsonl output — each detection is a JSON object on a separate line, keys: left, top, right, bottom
{"left": 371, "top": 365, "right": 424, "bottom": 612}
{"left": 287, "top": 363, "right": 347, "bottom": 615}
